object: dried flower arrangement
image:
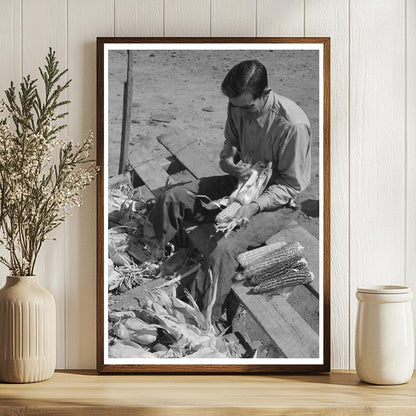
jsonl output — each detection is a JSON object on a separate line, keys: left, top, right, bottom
{"left": 0, "top": 48, "right": 97, "bottom": 276}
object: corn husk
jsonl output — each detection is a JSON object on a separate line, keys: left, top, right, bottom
{"left": 124, "top": 317, "right": 149, "bottom": 331}
{"left": 130, "top": 328, "right": 158, "bottom": 346}
{"left": 215, "top": 161, "right": 273, "bottom": 236}
{"left": 230, "top": 161, "right": 272, "bottom": 205}
{"left": 108, "top": 286, "right": 240, "bottom": 359}
{"left": 109, "top": 340, "right": 154, "bottom": 358}
{"left": 108, "top": 259, "right": 122, "bottom": 291}
{"left": 109, "top": 311, "right": 135, "bottom": 322}
{"left": 112, "top": 322, "right": 130, "bottom": 340}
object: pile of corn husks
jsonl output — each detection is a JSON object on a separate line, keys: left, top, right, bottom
{"left": 108, "top": 183, "right": 241, "bottom": 358}
{"left": 108, "top": 287, "right": 239, "bottom": 358}
{"left": 108, "top": 183, "right": 194, "bottom": 293}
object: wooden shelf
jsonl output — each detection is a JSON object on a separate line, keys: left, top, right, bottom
{"left": 1, "top": 370, "right": 415, "bottom": 415}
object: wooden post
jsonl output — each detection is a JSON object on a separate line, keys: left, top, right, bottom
{"left": 118, "top": 50, "right": 133, "bottom": 175}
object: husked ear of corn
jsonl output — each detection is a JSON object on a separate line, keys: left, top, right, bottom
{"left": 248, "top": 257, "right": 307, "bottom": 286}
{"left": 215, "top": 201, "right": 241, "bottom": 224}
{"left": 243, "top": 241, "right": 304, "bottom": 278}
{"left": 237, "top": 241, "right": 287, "bottom": 268}
{"left": 214, "top": 162, "right": 273, "bottom": 237}
{"left": 232, "top": 162, "right": 273, "bottom": 205}
{"left": 249, "top": 269, "right": 314, "bottom": 295}
{"left": 229, "top": 169, "right": 258, "bottom": 203}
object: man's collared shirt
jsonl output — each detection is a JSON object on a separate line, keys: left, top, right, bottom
{"left": 220, "top": 90, "right": 312, "bottom": 211}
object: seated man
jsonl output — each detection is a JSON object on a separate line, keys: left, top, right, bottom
{"left": 144, "top": 59, "right": 311, "bottom": 323}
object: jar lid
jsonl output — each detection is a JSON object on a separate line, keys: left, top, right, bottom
{"left": 357, "top": 285, "right": 411, "bottom": 294}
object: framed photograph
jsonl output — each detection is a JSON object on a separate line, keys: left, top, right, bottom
{"left": 97, "top": 37, "right": 330, "bottom": 373}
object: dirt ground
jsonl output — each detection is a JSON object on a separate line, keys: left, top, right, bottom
{"left": 108, "top": 49, "right": 320, "bottom": 238}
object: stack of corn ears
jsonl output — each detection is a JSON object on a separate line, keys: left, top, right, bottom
{"left": 108, "top": 287, "right": 239, "bottom": 359}
{"left": 234, "top": 241, "right": 314, "bottom": 295}
{"left": 215, "top": 161, "right": 273, "bottom": 236}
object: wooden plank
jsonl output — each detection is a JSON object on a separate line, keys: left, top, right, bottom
{"left": 0, "top": 371, "right": 409, "bottom": 412}
{"left": 211, "top": 0, "right": 256, "bottom": 37}
{"left": 2, "top": 370, "right": 416, "bottom": 413}
{"left": 118, "top": 51, "right": 133, "bottom": 175}
{"left": 185, "top": 221, "right": 319, "bottom": 335}
{"left": 164, "top": 0, "right": 210, "bottom": 37}
{"left": 158, "top": 128, "right": 223, "bottom": 179}
{"left": 406, "top": 0, "right": 416, "bottom": 367}
{"left": 0, "top": 0, "right": 21, "bottom": 101}
{"left": 256, "top": 0, "right": 304, "bottom": 37}
{"left": 231, "top": 304, "right": 285, "bottom": 358}
{"left": 129, "top": 146, "right": 174, "bottom": 197}
{"left": 286, "top": 284, "right": 319, "bottom": 334}
{"left": 232, "top": 284, "right": 319, "bottom": 358}
{"left": 305, "top": 0, "right": 350, "bottom": 370}
{"left": 349, "top": 0, "right": 406, "bottom": 369}
{"left": 67, "top": 0, "right": 114, "bottom": 369}
{"left": 23, "top": 0, "right": 68, "bottom": 369}
{"left": 266, "top": 221, "right": 319, "bottom": 297}
{"left": 115, "top": 0, "right": 163, "bottom": 37}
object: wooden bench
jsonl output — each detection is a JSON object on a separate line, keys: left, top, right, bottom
{"left": 119, "top": 126, "right": 320, "bottom": 358}
{"left": 184, "top": 221, "right": 319, "bottom": 359}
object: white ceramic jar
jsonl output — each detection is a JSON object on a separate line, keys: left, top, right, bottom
{"left": 355, "top": 285, "right": 414, "bottom": 385}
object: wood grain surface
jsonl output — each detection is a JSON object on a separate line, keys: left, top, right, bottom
{"left": 211, "top": 0, "right": 256, "bottom": 37}
{"left": 305, "top": 0, "right": 350, "bottom": 371}
{"left": 22, "top": 0, "right": 68, "bottom": 369}
{"left": 0, "top": 0, "right": 21, "bottom": 294}
{"left": 67, "top": 0, "right": 114, "bottom": 370}
{"left": 164, "top": 0, "right": 211, "bottom": 37}
{"left": 157, "top": 127, "right": 223, "bottom": 178}
{"left": 349, "top": 0, "right": 406, "bottom": 369}
{"left": 257, "top": 0, "right": 304, "bottom": 37}
{"left": 115, "top": 0, "right": 163, "bottom": 37}
{"left": 406, "top": 0, "right": 416, "bottom": 360}
{"left": 0, "top": 371, "right": 415, "bottom": 415}
{"left": 232, "top": 284, "right": 319, "bottom": 358}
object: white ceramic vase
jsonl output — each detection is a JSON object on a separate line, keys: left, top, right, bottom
{"left": 355, "top": 285, "right": 414, "bottom": 385}
{"left": 0, "top": 276, "right": 56, "bottom": 383}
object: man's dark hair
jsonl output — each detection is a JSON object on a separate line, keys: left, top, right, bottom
{"left": 221, "top": 60, "right": 268, "bottom": 99}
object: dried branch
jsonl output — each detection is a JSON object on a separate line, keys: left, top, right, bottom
{"left": 0, "top": 48, "right": 97, "bottom": 276}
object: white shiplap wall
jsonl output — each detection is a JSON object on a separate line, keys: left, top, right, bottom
{"left": 0, "top": 0, "right": 414, "bottom": 370}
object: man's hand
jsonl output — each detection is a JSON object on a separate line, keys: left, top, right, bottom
{"left": 234, "top": 202, "right": 260, "bottom": 224}
{"left": 220, "top": 157, "right": 253, "bottom": 181}
{"left": 234, "top": 163, "right": 254, "bottom": 182}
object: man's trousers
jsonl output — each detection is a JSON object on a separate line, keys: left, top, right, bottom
{"left": 147, "top": 175, "right": 298, "bottom": 321}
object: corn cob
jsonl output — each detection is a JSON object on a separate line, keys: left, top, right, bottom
{"left": 249, "top": 269, "right": 314, "bottom": 295}
{"left": 229, "top": 170, "right": 258, "bottom": 203}
{"left": 243, "top": 241, "right": 304, "bottom": 278}
{"left": 215, "top": 201, "right": 241, "bottom": 224}
{"left": 248, "top": 257, "right": 307, "bottom": 286}
{"left": 237, "top": 241, "right": 287, "bottom": 268}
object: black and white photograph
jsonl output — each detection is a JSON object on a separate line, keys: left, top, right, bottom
{"left": 97, "top": 39, "right": 330, "bottom": 373}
